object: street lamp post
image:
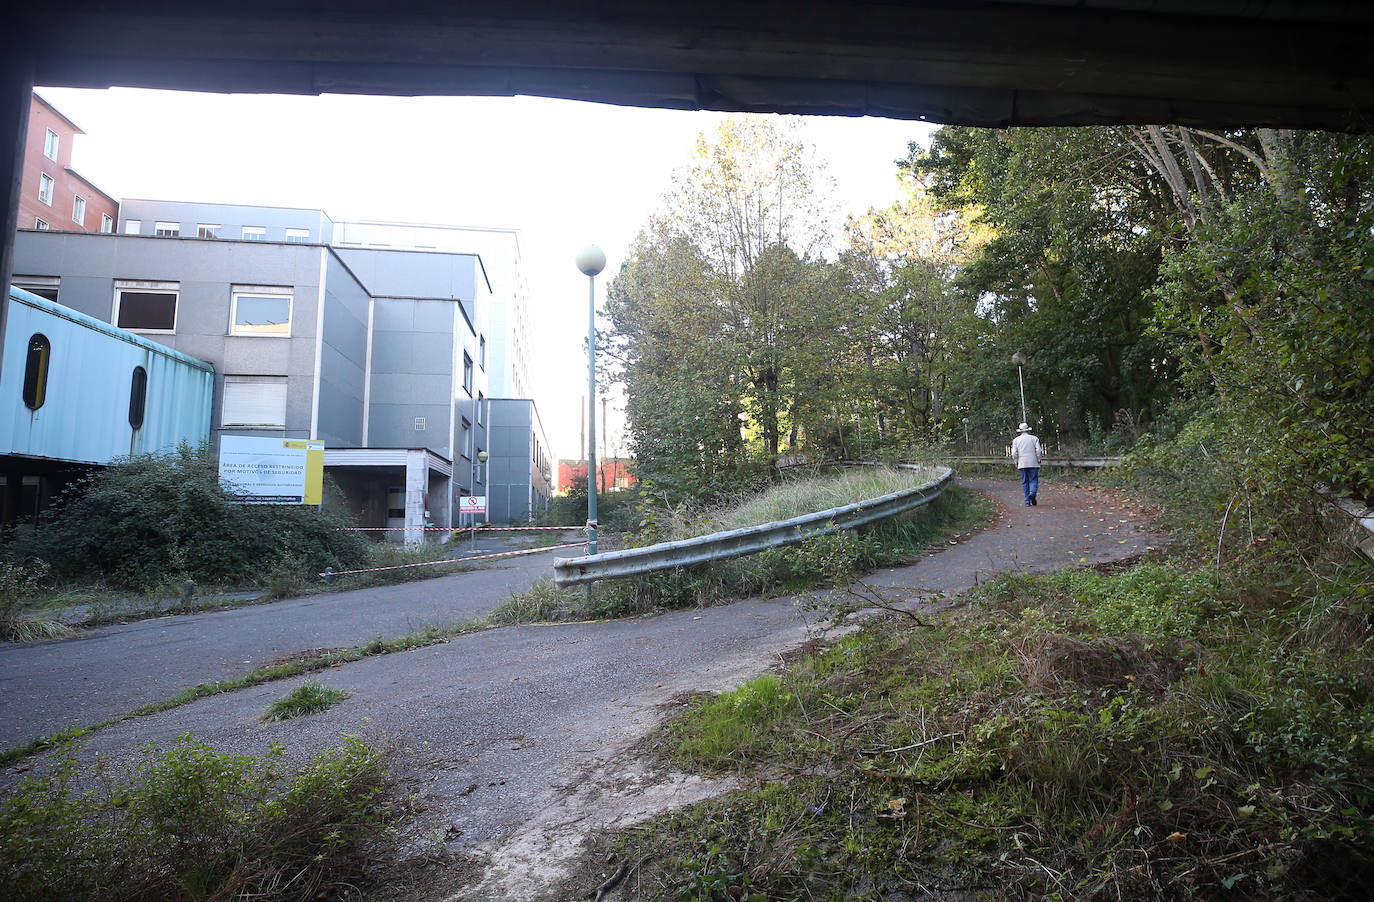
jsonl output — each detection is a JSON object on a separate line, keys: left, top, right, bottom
{"left": 576, "top": 245, "right": 606, "bottom": 559}
{"left": 1011, "top": 351, "right": 1028, "bottom": 425}
{"left": 470, "top": 449, "right": 488, "bottom": 551}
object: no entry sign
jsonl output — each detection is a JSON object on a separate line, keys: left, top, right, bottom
{"left": 460, "top": 495, "right": 487, "bottom": 515}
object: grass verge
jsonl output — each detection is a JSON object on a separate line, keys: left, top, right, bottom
{"left": 494, "top": 484, "right": 993, "bottom": 624}
{"left": 587, "top": 555, "right": 1374, "bottom": 900}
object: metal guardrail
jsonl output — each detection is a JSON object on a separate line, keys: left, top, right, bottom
{"left": 946, "top": 455, "right": 1123, "bottom": 469}
{"left": 1324, "top": 491, "right": 1374, "bottom": 557}
{"left": 553, "top": 464, "right": 953, "bottom": 587}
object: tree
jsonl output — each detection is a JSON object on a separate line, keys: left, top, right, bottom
{"left": 603, "top": 227, "right": 758, "bottom": 502}
{"left": 661, "top": 117, "right": 836, "bottom": 463}
{"left": 908, "top": 126, "right": 1179, "bottom": 444}
{"left": 605, "top": 118, "right": 847, "bottom": 498}
{"left": 843, "top": 170, "right": 990, "bottom": 444}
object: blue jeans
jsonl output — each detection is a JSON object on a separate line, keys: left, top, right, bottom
{"left": 1020, "top": 467, "right": 1039, "bottom": 505}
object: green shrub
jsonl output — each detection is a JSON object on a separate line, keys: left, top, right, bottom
{"left": 1051, "top": 563, "right": 1220, "bottom": 639}
{"left": 0, "top": 734, "right": 391, "bottom": 902}
{"left": 3, "top": 444, "right": 368, "bottom": 591}
{"left": 0, "top": 558, "right": 74, "bottom": 642}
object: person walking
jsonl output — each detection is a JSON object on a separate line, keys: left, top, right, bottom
{"left": 1012, "top": 422, "right": 1044, "bottom": 507}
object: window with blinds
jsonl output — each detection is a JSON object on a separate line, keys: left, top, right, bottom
{"left": 221, "top": 376, "right": 288, "bottom": 428}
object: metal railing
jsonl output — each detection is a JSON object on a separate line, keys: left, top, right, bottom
{"left": 553, "top": 464, "right": 952, "bottom": 587}
{"left": 945, "top": 455, "right": 1123, "bottom": 469}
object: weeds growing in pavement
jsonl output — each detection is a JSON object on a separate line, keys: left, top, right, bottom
{"left": 265, "top": 681, "right": 349, "bottom": 721}
{"left": 0, "top": 734, "right": 394, "bottom": 902}
{"left": 0, "top": 620, "right": 491, "bottom": 768}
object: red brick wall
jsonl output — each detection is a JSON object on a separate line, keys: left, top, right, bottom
{"left": 18, "top": 95, "right": 119, "bottom": 234}
{"left": 557, "top": 458, "right": 637, "bottom": 494}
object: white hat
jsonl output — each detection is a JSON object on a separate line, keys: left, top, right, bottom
{"left": 1017, "top": 422, "right": 1032, "bottom": 433}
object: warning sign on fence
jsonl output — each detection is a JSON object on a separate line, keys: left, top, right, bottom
{"left": 219, "top": 436, "right": 324, "bottom": 504}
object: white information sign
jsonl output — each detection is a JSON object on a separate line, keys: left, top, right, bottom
{"left": 219, "top": 436, "right": 325, "bottom": 504}
{"left": 459, "top": 495, "right": 487, "bottom": 515}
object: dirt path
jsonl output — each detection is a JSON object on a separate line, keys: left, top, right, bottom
{"left": 0, "top": 475, "right": 1162, "bottom": 900}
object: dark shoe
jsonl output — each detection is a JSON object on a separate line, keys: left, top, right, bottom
{"left": 1031, "top": 494, "right": 1037, "bottom": 506}
{"left": 1025, "top": 501, "right": 1031, "bottom": 506}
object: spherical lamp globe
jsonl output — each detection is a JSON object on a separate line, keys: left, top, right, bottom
{"left": 575, "top": 245, "right": 606, "bottom": 277}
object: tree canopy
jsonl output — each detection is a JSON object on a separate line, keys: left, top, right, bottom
{"left": 605, "top": 116, "right": 1374, "bottom": 510}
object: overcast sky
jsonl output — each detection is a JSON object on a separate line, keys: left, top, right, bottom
{"left": 35, "top": 86, "right": 937, "bottom": 464}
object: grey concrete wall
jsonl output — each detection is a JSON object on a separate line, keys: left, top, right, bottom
{"left": 316, "top": 253, "right": 368, "bottom": 447}
{"left": 489, "top": 398, "right": 549, "bottom": 523}
{"left": 333, "top": 247, "right": 478, "bottom": 326}
{"left": 13, "top": 231, "right": 499, "bottom": 469}
{"left": 119, "top": 200, "right": 334, "bottom": 244}
{"left": 367, "top": 297, "right": 457, "bottom": 457}
{"left": 13, "top": 230, "right": 323, "bottom": 444}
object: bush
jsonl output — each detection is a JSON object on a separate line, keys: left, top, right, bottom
{"left": 0, "top": 734, "right": 392, "bottom": 902}
{"left": 3, "top": 444, "right": 368, "bottom": 590}
{"left": 0, "top": 558, "right": 74, "bottom": 642}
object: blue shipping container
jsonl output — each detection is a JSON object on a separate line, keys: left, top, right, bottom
{"left": 0, "top": 287, "right": 214, "bottom": 464}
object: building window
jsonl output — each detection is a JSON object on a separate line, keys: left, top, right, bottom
{"left": 242, "top": 226, "right": 266, "bottom": 241}
{"left": 72, "top": 195, "right": 86, "bottom": 226}
{"left": 114, "top": 281, "right": 179, "bottom": 332}
{"left": 43, "top": 129, "right": 59, "bottom": 161}
{"left": 124, "top": 220, "right": 141, "bottom": 235}
{"left": 101, "top": 213, "right": 113, "bottom": 233}
{"left": 12, "top": 277, "right": 59, "bottom": 301}
{"left": 463, "top": 352, "right": 473, "bottom": 396}
{"left": 34, "top": 218, "right": 48, "bottom": 230}
{"left": 23, "top": 334, "right": 51, "bottom": 410}
{"left": 154, "top": 221, "right": 180, "bottom": 237}
{"left": 230, "top": 286, "right": 292, "bottom": 337}
{"left": 477, "top": 392, "right": 485, "bottom": 424}
{"left": 221, "top": 375, "right": 288, "bottom": 428}
{"left": 128, "top": 367, "right": 147, "bottom": 429}
{"left": 38, "top": 173, "right": 53, "bottom": 205}
{"left": 285, "top": 228, "right": 309, "bottom": 243}
{"left": 197, "top": 223, "right": 220, "bottom": 239}
{"left": 461, "top": 418, "right": 472, "bottom": 460}
{"left": 480, "top": 334, "right": 487, "bottom": 369}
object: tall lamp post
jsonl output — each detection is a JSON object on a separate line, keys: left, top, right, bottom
{"left": 470, "top": 449, "right": 488, "bottom": 550}
{"left": 1011, "top": 351, "right": 1028, "bottom": 425}
{"left": 575, "top": 245, "right": 606, "bottom": 557}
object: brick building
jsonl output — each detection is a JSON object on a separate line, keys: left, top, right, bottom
{"left": 18, "top": 93, "right": 118, "bottom": 237}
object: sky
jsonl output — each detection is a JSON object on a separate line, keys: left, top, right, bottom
{"left": 34, "top": 86, "right": 937, "bottom": 465}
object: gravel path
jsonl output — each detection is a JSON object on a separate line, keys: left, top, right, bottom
{"left": 0, "top": 475, "right": 1163, "bottom": 899}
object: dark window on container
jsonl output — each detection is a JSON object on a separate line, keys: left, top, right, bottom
{"left": 129, "top": 366, "right": 148, "bottom": 429}
{"left": 22, "top": 334, "right": 51, "bottom": 410}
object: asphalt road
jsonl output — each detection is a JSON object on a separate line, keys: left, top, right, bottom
{"left": 0, "top": 536, "right": 573, "bottom": 747}
{"left": 0, "top": 476, "right": 1163, "bottom": 898}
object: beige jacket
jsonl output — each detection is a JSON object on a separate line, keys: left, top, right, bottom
{"left": 1012, "top": 432, "right": 1044, "bottom": 469}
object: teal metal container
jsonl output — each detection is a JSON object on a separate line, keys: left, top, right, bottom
{"left": 1, "top": 287, "right": 214, "bottom": 463}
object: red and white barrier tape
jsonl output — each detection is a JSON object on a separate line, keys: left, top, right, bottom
{"left": 319, "top": 541, "right": 589, "bottom": 578}
{"left": 336, "top": 525, "right": 585, "bottom": 532}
